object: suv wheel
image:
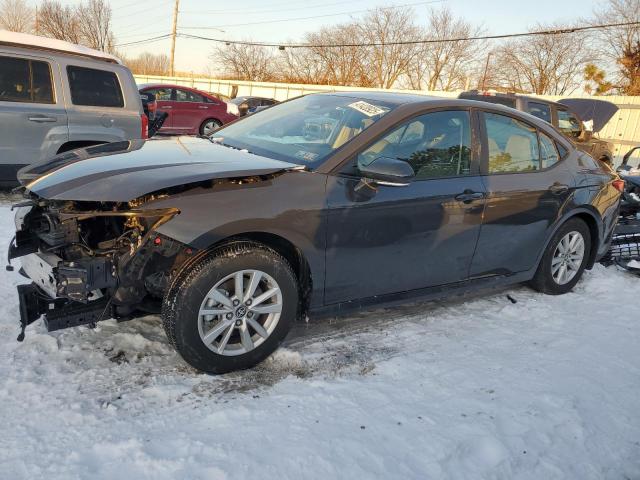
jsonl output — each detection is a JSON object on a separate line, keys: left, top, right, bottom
{"left": 530, "top": 218, "right": 591, "bottom": 295}
{"left": 162, "top": 242, "right": 298, "bottom": 373}
{"left": 200, "top": 119, "right": 222, "bottom": 136}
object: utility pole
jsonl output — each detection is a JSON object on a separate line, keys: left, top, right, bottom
{"left": 481, "top": 52, "right": 492, "bottom": 91}
{"left": 169, "top": 0, "right": 180, "bottom": 77}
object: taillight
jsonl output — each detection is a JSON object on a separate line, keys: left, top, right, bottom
{"left": 141, "top": 113, "right": 149, "bottom": 139}
{"left": 613, "top": 179, "right": 625, "bottom": 192}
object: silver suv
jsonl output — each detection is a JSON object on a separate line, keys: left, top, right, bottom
{"left": 0, "top": 31, "right": 146, "bottom": 185}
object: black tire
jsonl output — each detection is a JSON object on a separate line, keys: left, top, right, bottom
{"left": 529, "top": 218, "right": 591, "bottom": 295}
{"left": 162, "top": 241, "right": 299, "bottom": 373}
{"left": 199, "top": 118, "right": 222, "bottom": 136}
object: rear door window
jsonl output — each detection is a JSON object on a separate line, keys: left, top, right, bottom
{"left": 527, "top": 102, "right": 552, "bottom": 124}
{"left": 0, "top": 56, "right": 54, "bottom": 104}
{"left": 67, "top": 66, "right": 123, "bottom": 107}
{"left": 484, "top": 112, "right": 540, "bottom": 173}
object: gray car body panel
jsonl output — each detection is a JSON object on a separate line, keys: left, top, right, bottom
{"left": 21, "top": 136, "right": 301, "bottom": 201}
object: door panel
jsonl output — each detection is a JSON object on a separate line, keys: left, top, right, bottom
{"left": 469, "top": 111, "right": 576, "bottom": 277}
{"left": 0, "top": 54, "right": 68, "bottom": 179}
{"left": 171, "top": 88, "right": 207, "bottom": 133}
{"left": 469, "top": 168, "right": 575, "bottom": 276}
{"left": 324, "top": 109, "right": 485, "bottom": 305}
{"left": 325, "top": 175, "right": 486, "bottom": 304}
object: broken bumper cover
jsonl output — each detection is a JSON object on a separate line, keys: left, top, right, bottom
{"left": 17, "top": 282, "right": 113, "bottom": 338}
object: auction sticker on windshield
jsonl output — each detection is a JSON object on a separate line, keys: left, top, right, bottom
{"left": 348, "top": 101, "right": 387, "bottom": 117}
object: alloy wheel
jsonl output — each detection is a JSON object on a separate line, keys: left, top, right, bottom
{"left": 198, "top": 270, "right": 283, "bottom": 356}
{"left": 202, "top": 120, "right": 221, "bottom": 136}
{"left": 551, "top": 231, "right": 585, "bottom": 285}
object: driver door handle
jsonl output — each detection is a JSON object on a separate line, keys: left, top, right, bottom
{"left": 455, "top": 190, "right": 485, "bottom": 203}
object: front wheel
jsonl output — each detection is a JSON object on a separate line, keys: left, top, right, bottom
{"left": 162, "top": 242, "right": 299, "bottom": 373}
{"left": 529, "top": 218, "right": 591, "bottom": 295}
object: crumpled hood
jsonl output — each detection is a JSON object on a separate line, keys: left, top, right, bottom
{"left": 20, "top": 136, "right": 301, "bottom": 202}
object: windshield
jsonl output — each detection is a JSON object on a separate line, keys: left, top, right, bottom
{"left": 212, "top": 95, "right": 395, "bottom": 167}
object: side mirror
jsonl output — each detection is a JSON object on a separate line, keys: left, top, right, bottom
{"left": 359, "top": 156, "right": 415, "bottom": 186}
{"left": 238, "top": 103, "right": 250, "bottom": 116}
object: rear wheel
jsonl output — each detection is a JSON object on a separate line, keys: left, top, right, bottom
{"left": 199, "top": 118, "right": 222, "bottom": 136}
{"left": 530, "top": 218, "right": 591, "bottom": 295}
{"left": 162, "top": 242, "right": 298, "bottom": 373}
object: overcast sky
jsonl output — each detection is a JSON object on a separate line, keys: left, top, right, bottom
{"left": 57, "top": 0, "right": 601, "bottom": 73}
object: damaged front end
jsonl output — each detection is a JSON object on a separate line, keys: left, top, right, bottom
{"left": 8, "top": 196, "right": 192, "bottom": 340}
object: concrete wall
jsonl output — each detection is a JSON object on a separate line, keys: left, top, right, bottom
{"left": 134, "top": 74, "right": 640, "bottom": 164}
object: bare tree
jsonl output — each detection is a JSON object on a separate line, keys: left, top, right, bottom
{"left": 407, "top": 8, "right": 486, "bottom": 91}
{"left": 37, "top": 0, "right": 81, "bottom": 44}
{"left": 304, "top": 23, "right": 371, "bottom": 86}
{"left": 592, "top": 0, "right": 640, "bottom": 93}
{"left": 358, "top": 7, "right": 421, "bottom": 88}
{"left": 212, "top": 42, "right": 276, "bottom": 81}
{"left": 278, "top": 46, "right": 329, "bottom": 84}
{"left": 77, "top": 0, "right": 113, "bottom": 52}
{"left": 0, "top": 0, "right": 33, "bottom": 33}
{"left": 490, "top": 24, "right": 594, "bottom": 95}
{"left": 124, "top": 52, "right": 170, "bottom": 75}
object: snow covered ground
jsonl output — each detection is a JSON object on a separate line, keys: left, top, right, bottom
{"left": 0, "top": 200, "right": 639, "bottom": 480}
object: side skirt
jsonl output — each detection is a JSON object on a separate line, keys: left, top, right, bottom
{"left": 309, "top": 270, "right": 535, "bottom": 319}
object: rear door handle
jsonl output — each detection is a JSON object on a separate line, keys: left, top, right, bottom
{"left": 198, "top": 106, "right": 209, "bottom": 109}
{"left": 455, "top": 190, "right": 485, "bottom": 203}
{"left": 549, "top": 183, "right": 569, "bottom": 195}
{"left": 160, "top": 106, "right": 172, "bottom": 109}
{"left": 28, "top": 116, "right": 56, "bottom": 123}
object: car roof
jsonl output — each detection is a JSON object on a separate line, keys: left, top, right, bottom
{"left": 459, "top": 90, "right": 564, "bottom": 108}
{"left": 0, "top": 30, "right": 121, "bottom": 64}
{"left": 138, "top": 84, "right": 218, "bottom": 97}
{"left": 320, "top": 90, "right": 445, "bottom": 105}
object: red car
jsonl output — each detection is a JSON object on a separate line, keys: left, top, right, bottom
{"left": 138, "top": 84, "right": 239, "bottom": 136}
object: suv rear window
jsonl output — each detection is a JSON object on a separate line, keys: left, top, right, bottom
{"left": 527, "top": 102, "right": 552, "bottom": 123}
{"left": 67, "top": 66, "right": 123, "bottom": 107}
{"left": 0, "top": 56, "right": 54, "bottom": 104}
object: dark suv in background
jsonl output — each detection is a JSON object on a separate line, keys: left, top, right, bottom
{"left": 459, "top": 91, "right": 615, "bottom": 165}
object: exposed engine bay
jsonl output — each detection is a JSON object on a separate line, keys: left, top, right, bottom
{"left": 8, "top": 195, "right": 190, "bottom": 338}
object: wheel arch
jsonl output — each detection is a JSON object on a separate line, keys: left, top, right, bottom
{"left": 539, "top": 208, "right": 602, "bottom": 271}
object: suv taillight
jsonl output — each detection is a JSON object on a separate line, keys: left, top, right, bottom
{"left": 141, "top": 113, "right": 149, "bottom": 139}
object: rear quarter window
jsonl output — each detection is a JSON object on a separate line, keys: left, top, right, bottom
{"left": 67, "top": 66, "right": 124, "bottom": 108}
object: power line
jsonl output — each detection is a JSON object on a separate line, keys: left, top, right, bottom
{"left": 180, "top": 0, "right": 443, "bottom": 30}
{"left": 179, "top": 21, "right": 640, "bottom": 48}
{"left": 115, "top": 33, "right": 172, "bottom": 48}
